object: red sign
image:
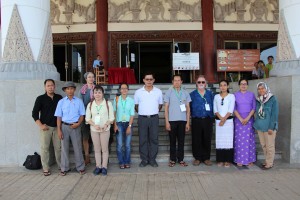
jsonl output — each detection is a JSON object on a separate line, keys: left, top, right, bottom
{"left": 217, "top": 49, "right": 260, "bottom": 72}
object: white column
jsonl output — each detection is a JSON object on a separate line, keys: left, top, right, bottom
{"left": 0, "top": 0, "right": 60, "bottom": 80}
{"left": 271, "top": 0, "right": 300, "bottom": 77}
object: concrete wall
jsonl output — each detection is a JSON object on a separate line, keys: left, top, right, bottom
{"left": 0, "top": 80, "right": 79, "bottom": 166}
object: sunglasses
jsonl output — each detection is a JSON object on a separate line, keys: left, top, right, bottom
{"left": 197, "top": 81, "right": 206, "bottom": 84}
{"left": 221, "top": 98, "right": 224, "bottom": 106}
{"left": 145, "top": 78, "right": 154, "bottom": 81}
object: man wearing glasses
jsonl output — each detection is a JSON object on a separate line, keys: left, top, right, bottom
{"left": 134, "top": 72, "right": 163, "bottom": 167}
{"left": 190, "top": 75, "right": 214, "bottom": 166}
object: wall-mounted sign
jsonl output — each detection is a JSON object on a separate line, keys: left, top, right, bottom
{"left": 173, "top": 53, "right": 200, "bottom": 70}
{"left": 217, "top": 49, "right": 260, "bottom": 72}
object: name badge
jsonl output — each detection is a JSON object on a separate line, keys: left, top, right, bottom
{"left": 95, "top": 115, "right": 101, "bottom": 125}
{"left": 180, "top": 104, "right": 186, "bottom": 112}
{"left": 205, "top": 104, "right": 210, "bottom": 111}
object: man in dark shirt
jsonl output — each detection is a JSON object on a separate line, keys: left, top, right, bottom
{"left": 32, "top": 79, "right": 62, "bottom": 176}
{"left": 190, "top": 75, "right": 214, "bottom": 166}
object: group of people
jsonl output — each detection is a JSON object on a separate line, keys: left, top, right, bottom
{"left": 32, "top": 71, "right": 278, "bottom": 177}
{"left": 252, "top": 55, "right": 274, "bottom": 79}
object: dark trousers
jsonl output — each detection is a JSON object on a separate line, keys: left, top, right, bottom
{"left": 138, "top": 115, "right": 159, "bottom": 163}
{"left": 169, "top": 121, "right": 186, "bottom": 162}
{"left": 191, "top": 117, "right": 213, "bottom": 161}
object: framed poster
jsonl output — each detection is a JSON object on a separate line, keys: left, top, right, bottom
{"left": 217, "top": 49, "right": 260, "bottom": 72}
{"left": 172, "top": 53, "right": 200, "bottom": 70}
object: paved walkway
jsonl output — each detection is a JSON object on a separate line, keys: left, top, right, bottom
{"left": 1, "top": 161, "right": 300, "bottom": 200}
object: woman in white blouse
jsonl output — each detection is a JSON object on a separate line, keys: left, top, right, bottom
{"left": 214, "top": 80, "right": 235, "bottom": 167}
{"left": 86, "top": 85, "right": 114, "bottom": 176}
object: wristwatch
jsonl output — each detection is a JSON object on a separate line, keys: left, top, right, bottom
{"left": 129, "top": 124, "right": 132, "bottom": 127}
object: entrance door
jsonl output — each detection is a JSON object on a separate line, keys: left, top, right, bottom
{"left": 53, "top": 43, "right": 87, "bottom": 83}
{"left": 139, "top": 42, "right": 172, "bottom": 83}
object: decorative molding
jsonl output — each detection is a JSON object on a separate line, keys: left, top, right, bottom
{"left": 216, "top": 31, "right": 278, "bottom": 49}
{"left": 108, "top": 0, "right": 202, "bottom": 23}
{"left": 109, "top": 31, "right": 202, "bottom": 68}
{"left": 51, "top": 0, "right": 96, "bottom": 25}
{"left": 38, "top": 17, "right": 53, "bottom": 64}
{"left": 2, "top": 5, "right": 34, "bottom": 62}
{"left": 53, "top": 32, "right": 95, "bottom": 72}
{"left": 276, "top": 13, "right": 296, "bottom": 61}
{"left": 213, "top": 0, "right": 279, "bottom": 23}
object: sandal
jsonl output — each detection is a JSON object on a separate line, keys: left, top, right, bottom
{"left": 79, "top": 170, "right": 86, "bottom": 175}
{"left": 124, "top": 164, "right": 131, "bottom": 169}
{"left": 43, "top": 171, "right": 51, "bottom": 176}
{"left": 237, "top": 163, "right": 243, "bottom": 167}
{"left": 224, "top": 162, "right": 231, "bottom": 168}
{"left": 179, "top": 161, "right": 188, "bottom": 167}
{"left": 119, "top": 165, "right": 125, "bottom": 169}
{"left": 168, "top": 161, "right": 176, "bottom": 167}
{"left": 60, "top": 171, "right": 66, "bottom": 176}
{"left": 217, "top": 162, "right": 224, "bottom": 167}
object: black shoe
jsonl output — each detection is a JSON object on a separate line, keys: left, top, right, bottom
{"left": 149, "top": 160, "right": 158, "bottom": 167}
{"left": 139, "top": 161, "right": 148, "bottom": 167}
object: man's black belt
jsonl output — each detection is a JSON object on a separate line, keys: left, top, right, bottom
{"left": 139, "top": 114, "right": 158, "bottom": 118}
{"left": 193, "top": 117, "right": 210, "bottom": 119}
{"left": 62, "top": 121, "right": 78, "bottom": 125}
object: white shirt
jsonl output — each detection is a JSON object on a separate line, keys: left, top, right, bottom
{"left": 213, "top": 93, "right": 235, "bottom": 117}
{"left": 134, "top": 86, "right": 163, "bottom": 115}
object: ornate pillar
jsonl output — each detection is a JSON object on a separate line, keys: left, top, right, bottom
{"left": 96, "top": 0, "right": 108, "bottom": 69}
{"left": 0, "top": 0, "right": 59, "bottom": 80}
{"left": 201, "top": 0, "right": 215, "bottom": 82}
{"left": 271, "top": 0, "right": 300, "bottom": 77}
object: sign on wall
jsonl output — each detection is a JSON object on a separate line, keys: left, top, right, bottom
{"left": 217, "top": 49, "right": 260, "bottom": 72}
{"left": 172, "top": 53, "right": 200, "bottom": 70}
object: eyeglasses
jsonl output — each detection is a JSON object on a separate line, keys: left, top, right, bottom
{"left": 221, "top": 98, "right": 224, "bottom": 106}
{"left": 197, "top": 81, "right": 206, "bottom": 84}
{"left": 145, "top": 78, "right": 154, "bottom": 81}
{"left": 120, "top": 88, "right": 128, "bottom": 90}
{"left": 240, "top": 83, "right": 248, "bottom": 86}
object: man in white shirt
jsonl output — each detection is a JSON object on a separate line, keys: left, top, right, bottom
{"left": 134, "top": 73, "right": 163, "bottom": 167}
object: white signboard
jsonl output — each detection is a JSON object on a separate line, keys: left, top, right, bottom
{"left": 172, "top": 53, "right": 200, "bottom": 70}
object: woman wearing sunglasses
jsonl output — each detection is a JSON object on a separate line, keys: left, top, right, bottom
{"left": 213, "top": 80, "right": 235, "bottom": 167}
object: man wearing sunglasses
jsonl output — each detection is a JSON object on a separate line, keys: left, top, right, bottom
{"left": 134, "top": 72, "right": 163, "bottom": 167}
{"left": 190, "top": 75, "right": 214, "bottom": 166}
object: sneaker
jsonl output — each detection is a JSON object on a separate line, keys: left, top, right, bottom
{"left": 102, "top": 168, "right": 107, "bottom": 176}
{"left": 139, "top": 161, "right": 148, "bottom": 167}
{"left": 149, "top": 160, "right": 158, "bottom": 167}
{"left": 93, "top": 167, "right": 102, "bottom": 175}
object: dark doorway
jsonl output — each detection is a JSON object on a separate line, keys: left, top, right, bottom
{"left": 139, "top": 42, "right": 172, "bottom": 83}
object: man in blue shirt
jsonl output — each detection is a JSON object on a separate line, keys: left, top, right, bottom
{"left": 55, "top": 82, "right": 86, "bottom": 175}
{"left": 93, "top": 55, "right": 104, "bottom": 70}
{"left": 190, "top": 75, "right": 214, "bottom": 166}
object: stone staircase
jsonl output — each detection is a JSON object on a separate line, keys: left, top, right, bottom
{"left": 78, "top": 83, "right": 282, "bottom": 164}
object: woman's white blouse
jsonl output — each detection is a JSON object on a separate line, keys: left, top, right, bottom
{"left": 213, "top": 93, "right": 235, "bottom": 117}
{"left": 85, "top": 99, "right": 115, "bottom": 132}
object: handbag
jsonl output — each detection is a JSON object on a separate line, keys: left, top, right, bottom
{"left": 23, "top": 152, "right": 42, "bottom": 170}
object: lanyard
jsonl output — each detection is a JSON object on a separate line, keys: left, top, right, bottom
{"left": 121, "top": 97, "right": 127, "bottom": 113}
{"left": 173, "top": 88, "right": 182, "bottom": 103}
{"left": 96, "top": 105, "right": 103, "bottom": 114}
{"left": 197, "top": 90, "right": 207, "bottom": 104}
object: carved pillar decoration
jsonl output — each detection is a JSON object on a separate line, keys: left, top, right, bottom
{"left": 130, "top": 0, "right": 141, "bottom": 22}
{"left": 202, "top": 0, "right": 215, "bottom": 82}
{"left": 169, "top": 0, "right": 180, "bottom": 22}
{"left": 96, "top": 0, "right": 108, "bottom": 69}
{"left": 62, "top": 0, "right": 75, "bottom": 25}
{"left": 53, "top": 32, "right": 95, "bottom": 73}
{"left": 236, "top": 0, "right": 246, "bottom": 22}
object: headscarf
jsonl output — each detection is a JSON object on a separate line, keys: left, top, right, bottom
{"left": 256, "top": 82, "right": 273, "bottom": 119}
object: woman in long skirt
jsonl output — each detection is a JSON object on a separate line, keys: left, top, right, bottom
{"left": 234, "top": 79, "right": 256, "bottom": 166}
{"left": 214, "top": 80, "right": 235, "bottom": 167}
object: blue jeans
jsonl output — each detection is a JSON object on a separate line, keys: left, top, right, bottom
{"left": 116, "top": 122, "right": 132, "bottom": 165}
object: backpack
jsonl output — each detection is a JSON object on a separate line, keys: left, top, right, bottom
{"left": 23, "top": 152, "right": 42, "bottom": 170}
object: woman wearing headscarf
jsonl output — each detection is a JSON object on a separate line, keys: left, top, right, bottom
{"left": 253, "top": 82, "right": 279, "bottom": 170}
{"left": 80, "top": 72, "right": 95, "bottom": 165}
